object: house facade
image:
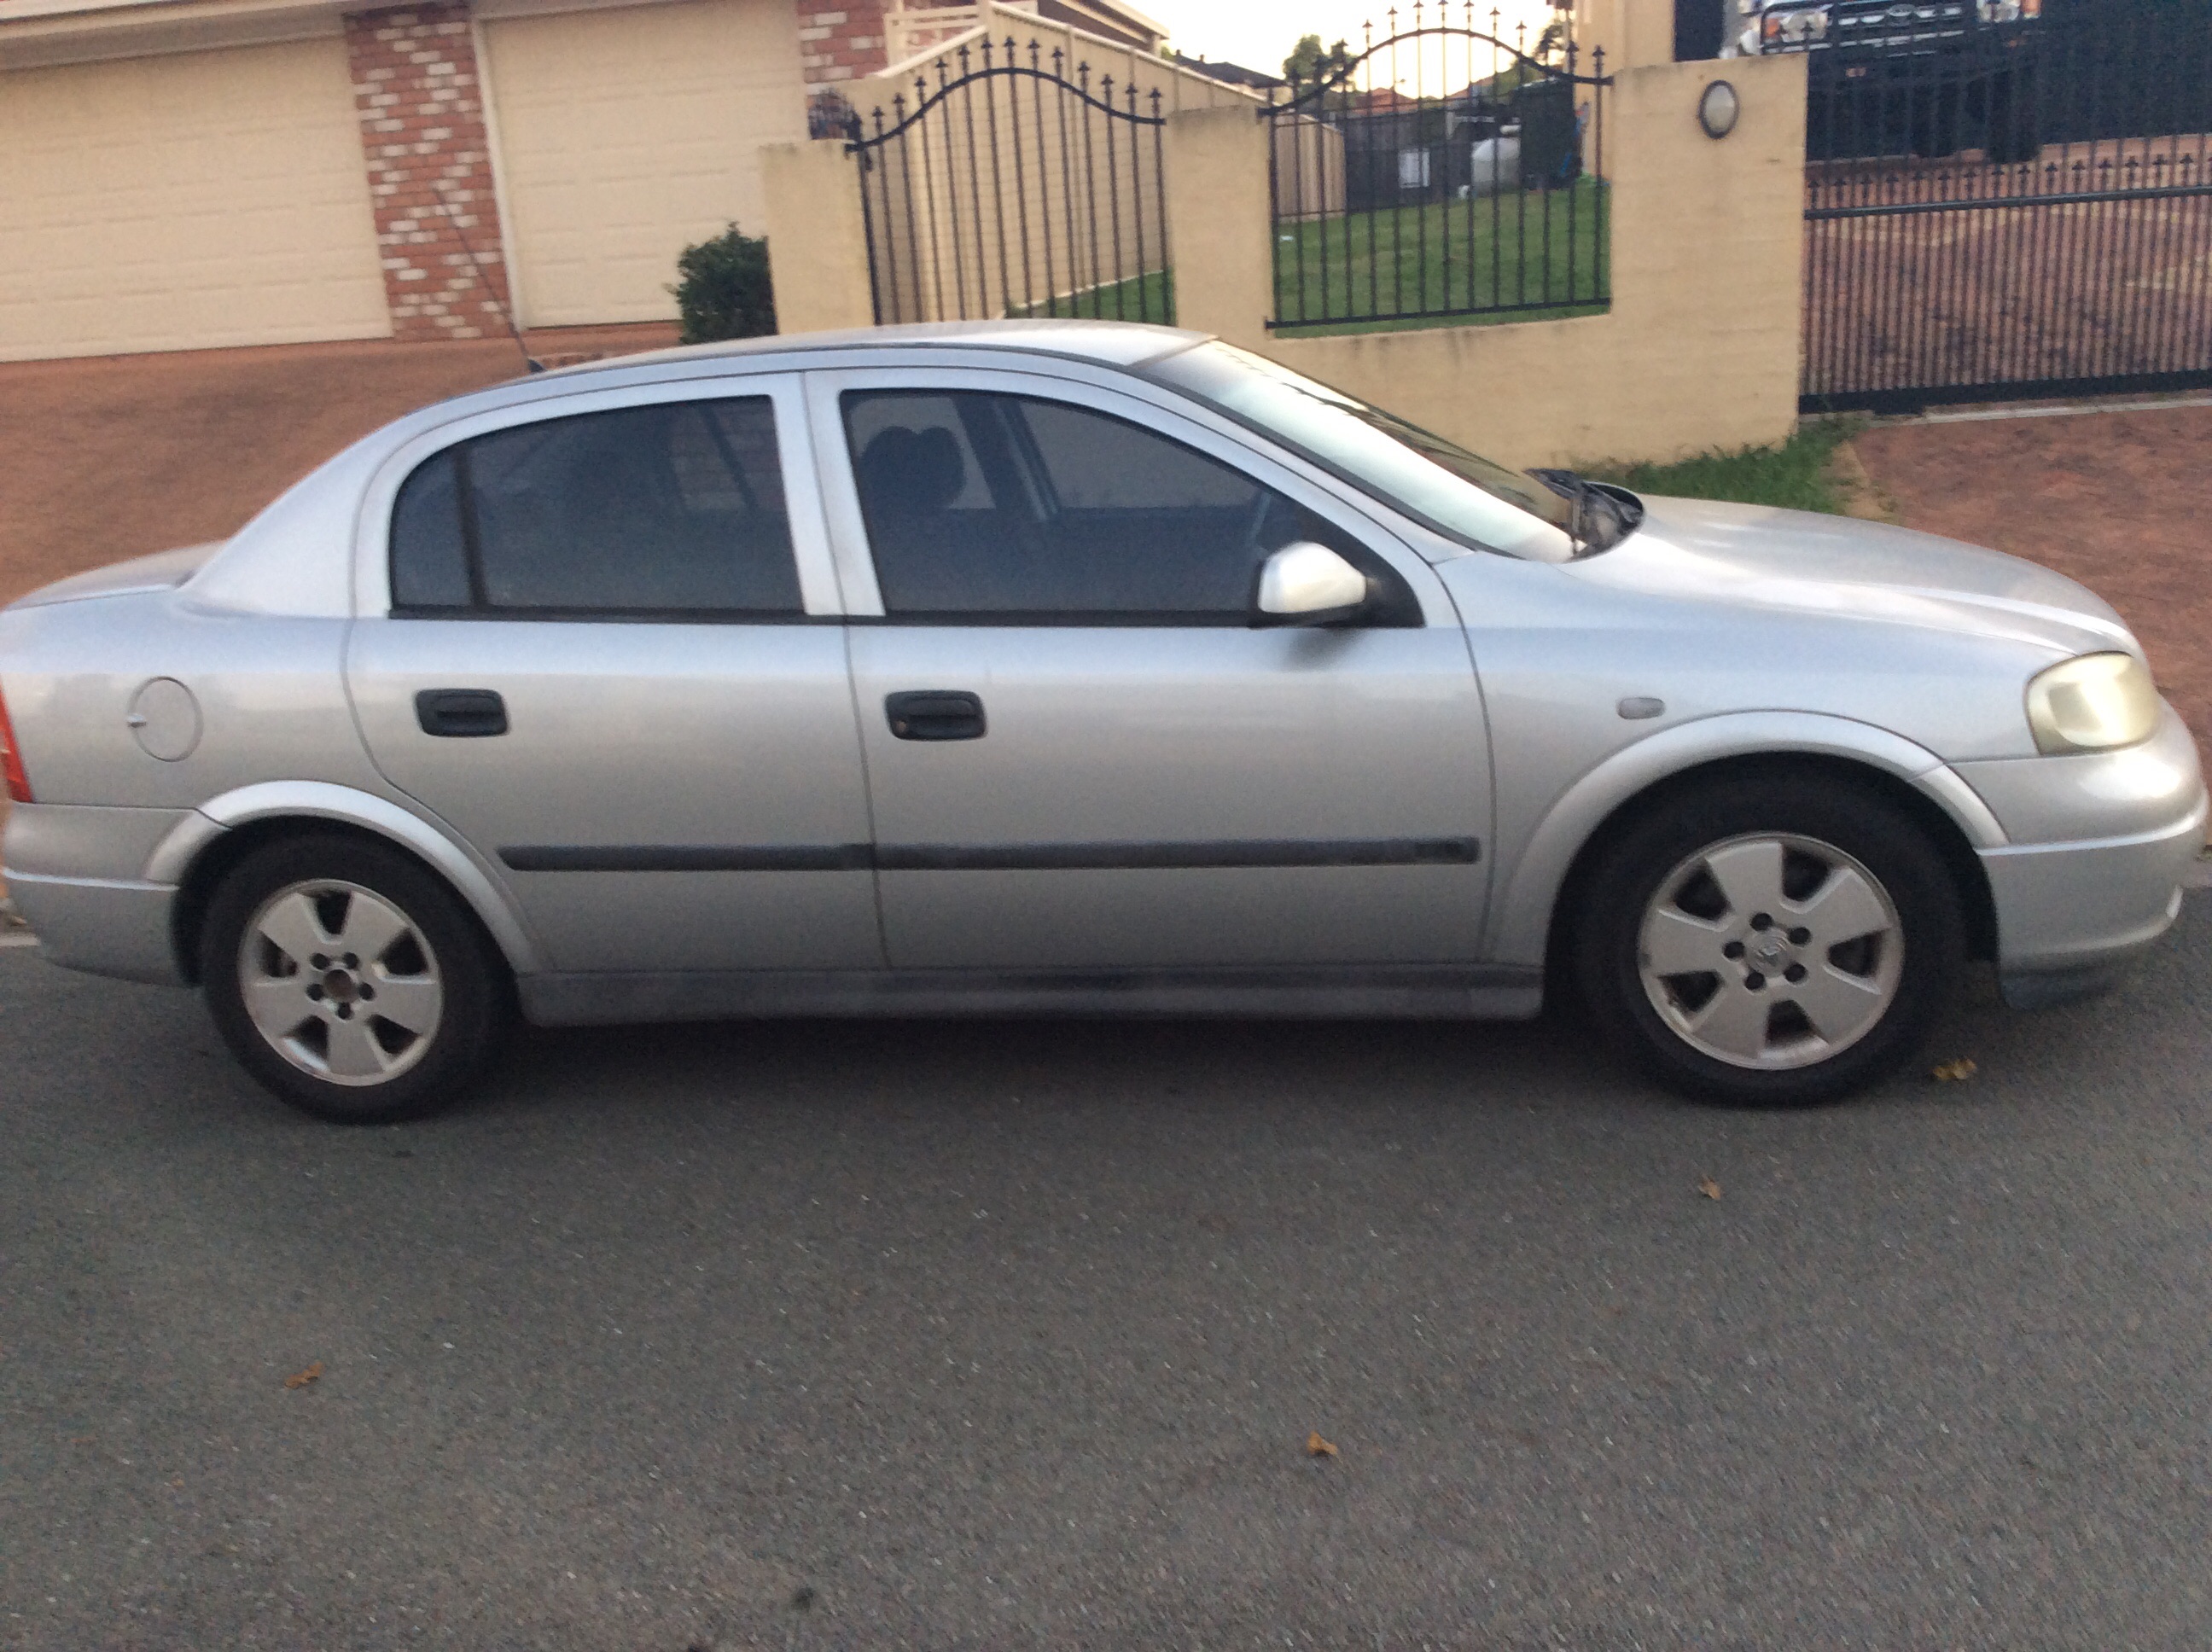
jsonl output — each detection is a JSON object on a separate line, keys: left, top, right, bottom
{"left": 0, "top": 0, "right": 1163, "bottom": 361}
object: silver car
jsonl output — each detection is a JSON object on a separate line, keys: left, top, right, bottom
{"left": 1, "top": 323, "right": 2201, "bottom": 1122}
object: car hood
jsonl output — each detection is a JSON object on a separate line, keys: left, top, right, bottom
{"left": 6, "top": 542, "right": 224, "bottom": 611}
{"left": 1569, "top": 496, "right": 2134, "bottom": 658}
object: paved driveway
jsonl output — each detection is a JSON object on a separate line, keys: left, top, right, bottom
{"left": 3, "top": 900, "right": 2209, "bottom": 1649}
{"left": 1855, "top": 399, "right": 2212, "bottom": 777}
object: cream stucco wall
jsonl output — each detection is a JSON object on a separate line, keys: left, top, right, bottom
{"left": 0, "top": 35, "right": 389, "bottom": 362}
{"left": 771, "top": 51, "right": 1807, "bottom": 467}
{"left": 762, "top": 138, "right": 878, "bottom": 334}
{"left": 1166, "top": 55, "right": 1809, "bottom": 469}
{"left": 1575, "top": 0, "right": 1685, "bottom": 78}
{"left": 480, "top": 0, "right": 808, "bottom": 329}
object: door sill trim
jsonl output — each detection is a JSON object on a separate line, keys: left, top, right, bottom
{"left": 519, "top": 965, "right": 1542, "bottom": 1027}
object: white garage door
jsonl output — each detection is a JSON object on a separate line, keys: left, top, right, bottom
{"left": 0, "top": 37, "right": 389, "bottom": 363}
{"left": 482, "top": 0, "right": 807, "bottom": 328}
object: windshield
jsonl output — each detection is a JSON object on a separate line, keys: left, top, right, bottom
{"left": 1143, "top": 341, "right": 1581, "bottom": 561}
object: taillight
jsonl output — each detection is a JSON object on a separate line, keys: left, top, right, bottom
{"left": 0, "top": 683, "right": 32, "bottom": 804}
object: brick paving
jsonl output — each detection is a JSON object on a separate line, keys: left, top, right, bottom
{"left": 1853, "top": 399, "right": 2212, "bottom": 776}
{"left": 0, "top": 329, "right": 668, "bottom": 608}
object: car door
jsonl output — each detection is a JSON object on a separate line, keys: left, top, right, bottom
{"left": 809, "top": 364, "right": 1495, "bottom": 971}
{"left": 346, "top": 376, "right": 882, "bottom": 975}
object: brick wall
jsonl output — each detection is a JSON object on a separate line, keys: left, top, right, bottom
{"left": 342, "top": 3, "right": 515, "bottom": 342}
{"left": 797, "top": 0, "right": 889, "bottom": 85}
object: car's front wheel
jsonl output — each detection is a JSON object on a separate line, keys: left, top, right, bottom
{"left": 201, "top": 834, "right": 510, "bottom": 1123}
{"left": 1575, "top": 775, "right": 1964, "bottom": 1104}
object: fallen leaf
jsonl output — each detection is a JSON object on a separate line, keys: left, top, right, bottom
{"left": 283, "top": 1362, "right": 325, "bottom": 1390}
{"left": 1930, "top": 1058, "right": 1978, "bottom": 1083}
{"left": 1698, "top": 1177, "right": 1721, "bottom": 1201}
{"left": 1307, "top": 1431, "right": 1339, "bottom": 1458}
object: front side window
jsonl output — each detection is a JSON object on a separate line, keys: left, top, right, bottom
{"left": 390, "top": 398, "right": 801, "bottom": 616}
{"left": 841, "top": 389, "right": 1416, "bottom": 623}
{"left": 1143, "top": 341, "right": 1581, "bottom": 562}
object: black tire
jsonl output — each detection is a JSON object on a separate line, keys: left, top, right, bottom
{"left": 1573, "top": 772, "right": 1964, "bottom": 1106}
{"left": 201, "top": 833, "right": 511, "bottom": 1124}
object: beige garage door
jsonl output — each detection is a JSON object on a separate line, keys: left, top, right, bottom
{"left": 0, "top": 37, "right": 388, "bottom": 363}
{"left": 482, "top": 0, "right": 807, "bottom": 328}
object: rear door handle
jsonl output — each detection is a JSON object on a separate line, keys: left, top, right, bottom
{"left": 415, "top": 689, "right": 508, "bottom": 738}
{"left": 885, "top": 690, "right": 986, "bottom": 742}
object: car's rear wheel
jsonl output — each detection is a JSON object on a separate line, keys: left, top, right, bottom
{"left": 1575, "top": 776, "right": 1964, "bottom": 1105}
{"left": 201, "top": 835, "right": 509, "bottom": 1123}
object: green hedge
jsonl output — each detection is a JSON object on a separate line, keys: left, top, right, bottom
{"left": 670, "top": 224, "right": 776, "bottom": 345}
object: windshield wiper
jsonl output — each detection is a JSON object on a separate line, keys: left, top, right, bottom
{"left": 1528, "top": 468, "right": 1640, "bottom": 556}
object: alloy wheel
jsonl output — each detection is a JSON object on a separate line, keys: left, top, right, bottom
{"left": 1637, "top": 832, "right": 1905, "bottom": 1071}
{"left": 236, "top": 880, "right": 445, "bottom": 1086}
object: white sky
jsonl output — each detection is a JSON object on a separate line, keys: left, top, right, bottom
{"left": 1139, "top": 0, "right": 1562, "bottom": 84}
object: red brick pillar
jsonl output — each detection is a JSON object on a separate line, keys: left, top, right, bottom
{"left": 342, "top": 3, "right": 515, "bottom": 342}
{"left": 800, "top": 2, "right": 892, "bottom": 137}
{"left": 798, "top": 1, "right": 890, "bottom": 84}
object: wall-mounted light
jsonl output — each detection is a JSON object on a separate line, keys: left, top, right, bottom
{"left": 1698, "top": 79, "right": 1741, "bottom": 139}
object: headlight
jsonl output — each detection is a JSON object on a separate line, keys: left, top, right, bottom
{"left": 2024, "top": 652, "right": 2161, "bottom": 754}
{"left": 1978, "top": 0, "right": 2022, "bottom": 20}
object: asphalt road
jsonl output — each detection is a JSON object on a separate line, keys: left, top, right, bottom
{"left": 3, "top": 900, "right": 2209, "bottom": 1651}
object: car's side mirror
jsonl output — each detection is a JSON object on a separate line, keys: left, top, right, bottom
{"left": 1252, "top": 541, "right": 1372, "bottom": 628}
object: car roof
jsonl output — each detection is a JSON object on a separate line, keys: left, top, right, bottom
{"left": 533, "top": 318, "right": 1208, "bottom": 383}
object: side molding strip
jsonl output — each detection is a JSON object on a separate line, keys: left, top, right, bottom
{"left": 498, "top": 838, "right": 1482, "bottom": 874}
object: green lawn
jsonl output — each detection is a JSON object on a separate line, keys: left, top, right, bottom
{"left": 1270, "top": 182, "right": 1610, "bottom": 337}
{"left": 1003, "top": 182, "right": 1610, "bottom": 334}
{"left": 1581, "top": 420, "right": 1867, "bottom": 516}
{"left": 1007, "top": 270, "right": 1174, "bottom": 324}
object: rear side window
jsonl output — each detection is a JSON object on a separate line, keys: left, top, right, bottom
{"left": 388, "top": 398, "right": 801, "bottom": 617}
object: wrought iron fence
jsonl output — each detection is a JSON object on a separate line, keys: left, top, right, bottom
{"left": 845, "top": 36, "right": 1173, "bottom": 326}
{"left": 1801, "top": 0, "right": 2212, "bottom": 410}
{"left": 1264, "top": 6, "right": 1610, "bottom": 332}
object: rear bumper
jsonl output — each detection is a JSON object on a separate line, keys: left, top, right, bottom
{"left": 3, "top": 870, "right": 183, "bottom": 986}
{"left": 3, "top": 802, "right": 193, "bottom": 986}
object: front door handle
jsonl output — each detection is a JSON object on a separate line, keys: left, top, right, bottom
{"left": 415, "top": 689, "right": 508, "bottom": 738}
{"left": 886, "top": 690, "right": 986, "bottom": 742}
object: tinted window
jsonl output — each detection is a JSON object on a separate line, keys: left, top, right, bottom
{"left": 390, "top": 449, "right": 470, "bottom": 608}
{"left": 845, "top": 389, "right": 1406, "bottom": 621}
{"left": 387, "top": 398, "right": 801, "bottom": 616}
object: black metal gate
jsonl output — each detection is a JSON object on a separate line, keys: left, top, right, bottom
{"left": 1802, "top": 0, "right": 2212, "bottom": 412}
{"left": 1263, "top": 11, "right": 1610, "bottom": 333}
{"left": 843, "top": 35, "right": 1171, "bottom": 326}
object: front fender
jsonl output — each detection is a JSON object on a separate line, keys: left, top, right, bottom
{"left": 1486, "top": 710, "right": 2008, "bottom": 967}
{"left": 144, "top": 780, "right": 544, "bottom": 974}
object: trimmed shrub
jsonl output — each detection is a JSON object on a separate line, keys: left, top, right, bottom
{"left": 670, "top": 224, "right": 777, "bottom": 344}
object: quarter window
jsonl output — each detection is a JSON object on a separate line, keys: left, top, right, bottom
{"left": 842, "top": 389, "right": 1415, "bottom": 623}
{"left": 389, "top": 398, "right": 801, "bottom": 616}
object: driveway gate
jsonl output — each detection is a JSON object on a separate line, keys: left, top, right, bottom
{"left": 1801, "top": 0, "right": 2212, "bottom": 411}
{"left": 842, "top": 35, "right": 1171, "bottom": 326}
